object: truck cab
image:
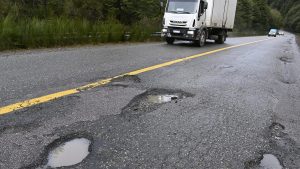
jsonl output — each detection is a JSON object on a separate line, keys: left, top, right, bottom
{"left": 161, "top": 0, "right": 237, "bottom": 47}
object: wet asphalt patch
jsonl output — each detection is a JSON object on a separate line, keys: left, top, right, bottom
{"left": 121, "top": 88, "right": 194, "bottom": 119}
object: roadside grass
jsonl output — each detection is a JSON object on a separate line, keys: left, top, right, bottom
{"left": 0, "top": 16, "right": 161, "bottom": 51}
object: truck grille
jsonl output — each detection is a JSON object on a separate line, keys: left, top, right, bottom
{"left": 170, "top": 20, "right": 187, "bottom": 26}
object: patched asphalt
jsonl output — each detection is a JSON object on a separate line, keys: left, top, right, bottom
{"left": 0, "top": 34, "right": 300, "bottom": 169}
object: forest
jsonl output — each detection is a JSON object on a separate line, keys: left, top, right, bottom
{"left": 0, "top": 0, "right": 298, "bottom": 50}
{"left": 267, "top": 0, "right": 300, "bottom": 33}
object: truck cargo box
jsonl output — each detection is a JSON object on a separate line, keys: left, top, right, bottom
{"left": 205, "top": 0, "right": 237, "bottom": 30}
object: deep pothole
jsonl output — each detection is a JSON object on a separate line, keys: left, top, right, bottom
{"left": 42, "top": 137, "right": 92, "bottom": 168}
{"left": 121, "top": 88, "right": 193, "bottom": 118}
{"left": 260, "top": 154, "right": 283, "bottom": 169}
{"left": 245, "top": 153, "right": 284, "bottom": 169}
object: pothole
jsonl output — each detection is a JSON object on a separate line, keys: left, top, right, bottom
{"left": 279, "top": 79, "right": 296, "bottom": 84}
{"left": 108, "top": 75, "right": 141, "bottom": 88}
{"left": 121, "top": 88, "right": 193, "bottom": 118}
{"left": 218, "top": 65, "right": 233, "bottom": 69}
{"left": 279, "top": 72, "right": 296, "bottom": 84}
{"left": 260, "top": 154, "right": 283, "bottom": 169}
{"left": 43, "top": 138, "right": 91, "bottom": 168}
{"left": 269, "top": 123, "right": 285, "bottom": 130}
{"left": 269, "top": 122, "right": 286, "bottom": 140}
{"left": 279, "top": 56, "right": 293, "bottom": 63}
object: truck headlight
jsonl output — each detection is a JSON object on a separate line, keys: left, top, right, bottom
{"left": 187, "top": 31, "right": 194, "bottom": 35}
{"left": 162, "top": 29, "right": 168, "bottom": 33}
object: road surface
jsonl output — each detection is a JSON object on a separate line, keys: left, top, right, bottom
{"left": 0, "top": 33, "right": 299, "bottom": 169}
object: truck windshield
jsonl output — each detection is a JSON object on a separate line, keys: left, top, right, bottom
{"left": 167, "top": 0, "right": 199, "bottom": 14}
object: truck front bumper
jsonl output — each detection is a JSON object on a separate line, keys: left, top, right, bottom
{"left": 161, "top": 27, "right": 199, "bottom": 41}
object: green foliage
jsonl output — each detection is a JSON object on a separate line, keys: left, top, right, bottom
{"left": 268, "top": 0, "right": 300, "bottom": 32}
{"left": 0, "top": 0, "right": 162, "bottom": 50}
{"left": 270, "top": 9, "right": 283, "bottom": 28}
{"left": 0, "top": 16, "right": 161, "bottom": 50}
{"left": 235, "top": 0, "right": 283, "bottom": 33}
{"left": 284, "top": 4, "right": 300, "bottom": 32}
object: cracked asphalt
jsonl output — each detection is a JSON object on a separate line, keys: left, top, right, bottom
{"left": 0, "top": 33, "right": 299, "bottom": 169}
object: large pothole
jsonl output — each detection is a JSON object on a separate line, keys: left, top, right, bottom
{"left": 39, "top": 135, "right": 92, "bottom": 169}
{"left": 46, "top": 138, "right": 91, "bottom": 168}
{"left": 260, "top": 154, "right": 283, "bottom": 169}
{"left": 121, "top": 88, "right": 193, "bottom": 119}
{"left": 245, "top": 122, "right": 299, "bottom": 169}
{"left": 245, "top": 153, "right": 284, "bottom": 169}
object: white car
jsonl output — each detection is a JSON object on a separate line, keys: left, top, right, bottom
{"left": 268, "top": 29, "right": 278, "bottom": 37}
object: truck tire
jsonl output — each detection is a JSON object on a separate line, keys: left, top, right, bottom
{"left": 215, "top": 34, "right": 225, "bottom": 44}
{"left": 215, "top": 30, "right": 227, "bottom": 44}
{"left": 198, "top": 30, "right": 206, "bottom": 47}
{"left": 166, "top": 38, "right": 175, "bottom": 44}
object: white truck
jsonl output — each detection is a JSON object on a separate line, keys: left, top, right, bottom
{"left": 161, "top": 0, "right": 237, "bottom": 47}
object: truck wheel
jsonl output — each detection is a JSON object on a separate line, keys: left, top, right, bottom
{"left": 166, "top": 38, "right": 175, "bottom": 44}
{"left": 215, "top": 34, "right": 225, "bottom": 44}
{"left": 199, "top": 30, "right": 206, "bottom": 47}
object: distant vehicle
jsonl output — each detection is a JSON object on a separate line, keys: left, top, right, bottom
{"left": 161, "top": 0, "right": 238, "bottom": 47}
{"left": 268, "top": 29, "right": 278, "bottom": 37}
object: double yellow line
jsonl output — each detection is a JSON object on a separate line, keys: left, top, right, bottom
{"left": 0, "top": 39, "right": 269, "bottom": 115}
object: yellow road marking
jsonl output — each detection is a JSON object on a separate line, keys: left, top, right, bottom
{"left": 0, "top": 38, "right": 269, "bottom": 115}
